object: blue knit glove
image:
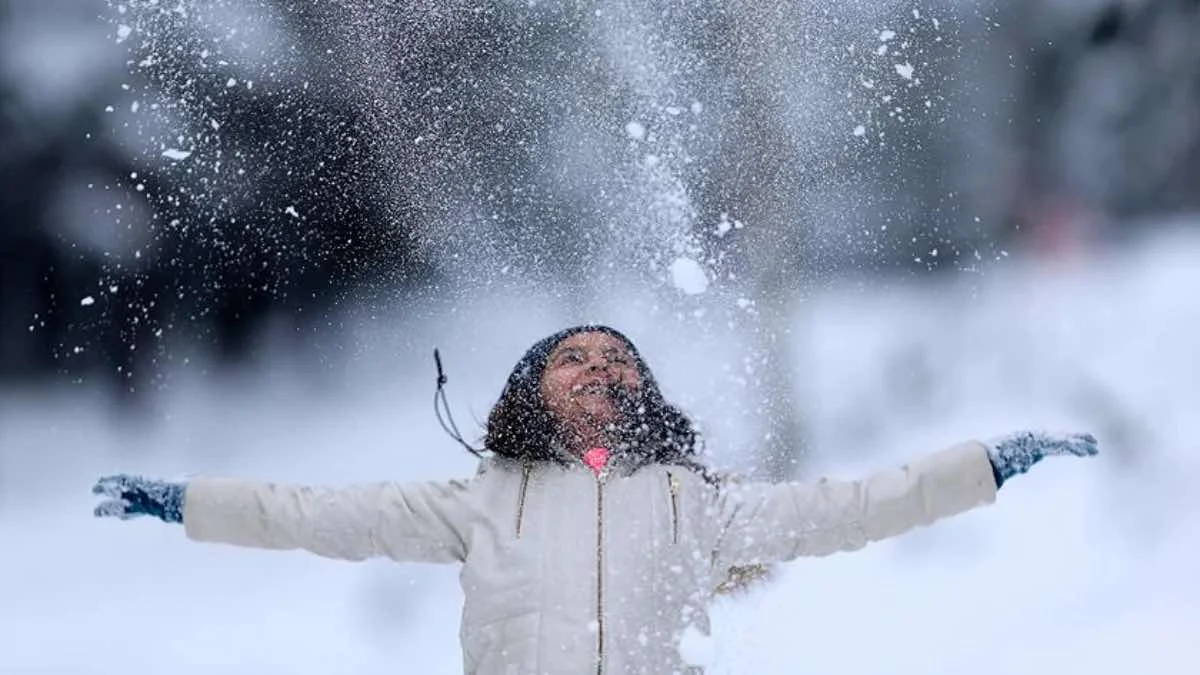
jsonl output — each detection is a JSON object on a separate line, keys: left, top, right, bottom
{"left": 985, "top": 431, "right": 1099, "bottom": 488}
{"left": 93, "top": 474, "right": 186, "bottom": 524}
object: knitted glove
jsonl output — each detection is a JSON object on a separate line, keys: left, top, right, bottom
{"left": 93, "top": 474, "right": 186, "bottom": 524}
{"left": 985, "top": 431, "right": 1099, "bottom": 488}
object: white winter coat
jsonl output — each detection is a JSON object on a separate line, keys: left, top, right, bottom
{"left": 183, "top": 440, "right": 997, "bottom": 675}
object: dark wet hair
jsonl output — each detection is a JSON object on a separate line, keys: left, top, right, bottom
{"left": 484, "top": 325, "right": 711, "bottom": 479}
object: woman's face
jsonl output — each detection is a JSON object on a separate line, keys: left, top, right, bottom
{"left": 539, "top": 331, "right": 642, "bottom": 436}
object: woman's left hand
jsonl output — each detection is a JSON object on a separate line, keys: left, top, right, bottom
{"left": 986, "top": 431, "right": 1099, "bottom": 488}
{"left": 93, "top": 474, "right": 186, "bottom": 524}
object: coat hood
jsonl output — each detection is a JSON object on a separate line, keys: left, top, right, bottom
{"left": 485, "top": 325, "right": 707, "bottom": 476}
{"left": 497, "top": 324, "right": 645, "bottom": 403}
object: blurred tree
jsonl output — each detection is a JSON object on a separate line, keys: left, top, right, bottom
{"left": 972, "top": 0, "right": 1200, "bottom": 250}
{"left": 0, "top": 0, "right": 437, "bottom": 400}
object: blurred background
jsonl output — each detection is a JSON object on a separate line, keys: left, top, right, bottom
{"left": 1, "top": 0, "right": 1197, "bottom": 673}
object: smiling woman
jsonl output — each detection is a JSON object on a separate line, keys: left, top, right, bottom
{"left": 540, "top": 331, "right": 643, "bottom": 448}
{"left": 92, "top": 324, "right": 1099, "bottom": 675}
{"left": 481, "top": 326, "right": 708, "bottom": 479}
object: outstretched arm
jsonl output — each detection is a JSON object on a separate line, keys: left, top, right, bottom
{"left": 93, "top": 474, "right": 475, "bottom": 564}
{"left": 712, "top": 432, "right": 1098, "bottom": 569}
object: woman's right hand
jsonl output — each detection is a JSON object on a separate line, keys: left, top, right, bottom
{"left": 93, "top": 474, "right": 186, "bottom": 524}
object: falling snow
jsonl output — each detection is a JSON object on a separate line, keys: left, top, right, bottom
{"left": 669, "top": 257, "right": 709, "bottom": 295}
{"left": 2, "top": 1, "right": 1198, "bottom": 673}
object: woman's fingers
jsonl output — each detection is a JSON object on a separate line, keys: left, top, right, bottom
{"left": 92, "top": 474, "right": 136, "bottom": 498}
{"left": 94, "top": 498, "right": 138, "bottom": 519}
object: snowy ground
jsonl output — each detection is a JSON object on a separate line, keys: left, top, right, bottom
{"left": 2, "top": 229, "right": 1198, "bottom": 674}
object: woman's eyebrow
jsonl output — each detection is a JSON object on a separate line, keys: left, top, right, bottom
{"left": 551, "top": 345, "right": 585, "bottom": 359}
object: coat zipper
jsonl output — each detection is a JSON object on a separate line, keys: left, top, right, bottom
{"left": 595, "top": 468, "right": 607, "bottom": 675}
{"left": 515, "top": 464, "right": 531, "bottom": 538}
{"left": 666, "top": 471, "right": 681, "bottom": 545}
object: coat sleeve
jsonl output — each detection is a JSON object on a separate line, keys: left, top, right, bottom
{"left": 711, "top": 441, "right": 997, "bottom": 568}
{"left": 182, "top": 477, "right": 474, "bottom": 563}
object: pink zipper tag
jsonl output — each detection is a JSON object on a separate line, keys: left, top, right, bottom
{"left": 582, "top": 447, "right": 610, "bottom": 476}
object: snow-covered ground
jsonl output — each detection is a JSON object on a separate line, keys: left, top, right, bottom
{"left": 2, "top": 229, "right": 1197, "bottom": 674}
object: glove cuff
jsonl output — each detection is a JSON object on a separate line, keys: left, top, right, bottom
{"left": 161, "top": 482, "right": 185, "bottom": 524}
{"left": 988, "top": 454, "right": 1008, "bottom": 489}
{"left": 137, "top": 480, "right": 186, "bottom": 524}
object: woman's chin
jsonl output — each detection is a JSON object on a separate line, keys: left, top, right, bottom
{"left": 570, "top": 408, "right": 618, "bottom": 433}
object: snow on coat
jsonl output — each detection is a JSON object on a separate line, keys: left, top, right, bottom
{"left": 183, "top": 440, "right": 998, "bottom": 674}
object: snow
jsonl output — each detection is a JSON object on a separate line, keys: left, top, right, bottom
{"left": 668, "top": 256, "right": 709, "bottom": 295}
{"left": 714, "top": 213, "right": 742, "bottom": 237}
{"left": 679, "top": 622, "right": 716, "bottom": 667}
{"left": 5, "top": 0, "right": 1200, "bottom": 667}
{"left": 2, "top": 230, "right": 1198, "bottom": 674}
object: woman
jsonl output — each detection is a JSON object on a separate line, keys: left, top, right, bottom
{"left": 93, "top": 324, "right": 1098, "bottom": 675}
